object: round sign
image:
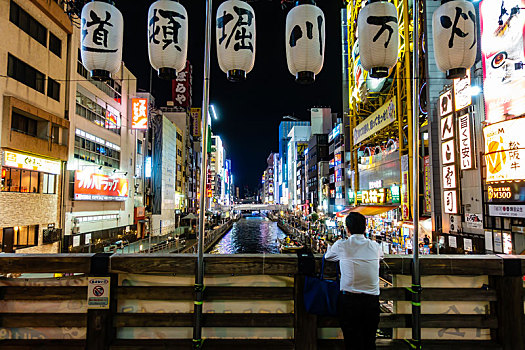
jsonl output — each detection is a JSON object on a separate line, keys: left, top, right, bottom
{"left": 93, "top": 286, "right": 104, "bottom": 297}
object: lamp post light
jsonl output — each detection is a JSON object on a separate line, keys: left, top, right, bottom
{"left": 193, "top": 0, "right": 212, "bottom": 348}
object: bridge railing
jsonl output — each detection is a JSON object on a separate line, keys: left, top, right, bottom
{"left": 0, "top": 254, "right": 523, "bottom": 349}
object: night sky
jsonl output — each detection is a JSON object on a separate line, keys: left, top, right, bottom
{"left": 116, "top": 0, "right": 343, "bottom": 191}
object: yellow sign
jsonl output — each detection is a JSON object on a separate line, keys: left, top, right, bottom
{"left": 487, "top": 185, "right": 512, "bottom": 201}
{"left": 361, "top": 188, "right": 386, "bottom": 204}
{"left": 483, "top": 118, "right": 525, "bottom": 183}
{"left": 353, "top": 98, "right": 396, "bottom": 145}
{"left": 3, "top": 151, "right": 61, "bottom": 174}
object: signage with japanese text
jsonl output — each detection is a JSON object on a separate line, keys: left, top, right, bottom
{"left": 172, "top": 61, "right": 192, "bottom": 108}
{"left": 3, "top": 151, "right": 61, "bottom": 174}
{"left": 444, "top": 190, "right": 458, "bottom": 214}
{"left": 401, "top": 154, "right": 410, "bottom": 220}
{"left": 87, "top": 277, "right": 110, "bottom": 309}
{"left": 453, "top": 69, "right": 472, "bottom": 111}
{"left": 131, "top": 98, "right": 148, "bottom": 129}
{"left": 439, "top": 90, "right": 453, "bottom": 117}
{"left": 74, "top": 171, "right": 129, "bottom": 201}
{"left": 442, "top": 139, "right": 455, "bottom": 165}
{"left": 458, "top": 113, "right": 473, "bottom": 170}
{"left": 483, "top": 117, "right": 525, "bottom": 182}
{"left": 353, "top": 98, "right": 396, "bottom": 145}
{"left": 424, "top": 156, "right": 432, "bottom": 213}
{"left": 441, "top": 114, "right": 454, "bottom": 140}
{"left": 191, "top": 108, "right": 201, "bottom": 138}
{"left": 488, "top": 204, "right": 525, "bottom": 218}
{"left": 442, "top": 164, "right": 457, "bottom": 189}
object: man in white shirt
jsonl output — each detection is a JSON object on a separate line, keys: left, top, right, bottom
{"left": 325, "top": 212, "right": 383, "bottom": 350}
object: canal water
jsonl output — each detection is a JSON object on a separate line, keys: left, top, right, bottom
{"left": 209, "top": 217, "right": 287, "bottom": 254}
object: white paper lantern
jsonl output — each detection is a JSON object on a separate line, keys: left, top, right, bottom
{"left": 357, "top": 0, "right": 398, "bottom": 79}
{"left": 80, "top": 1, "right": 123, "bottom": 81}
{"left": 216, "top": 0, "right": 256, "bottom": 82}
{"left": 433, "top": 0, "right": 476, "bottom": 79}
{"left": 285, "top": 1, "right": 325, "bottom": 84}
{"left": 147, "top": 0, "right": 188, "bottom": 80}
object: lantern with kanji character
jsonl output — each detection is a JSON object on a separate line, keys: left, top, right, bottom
{"left": 285, "top": 0, "right": 325, "bottom": 84}
{"left": 216, "top": 0, "right": 256, "bottom": 82}
{"left": 433, "top": 0, "right": 476, "bottom": 79}
{"left": 80, "top": 1, "right": 124, "bottom": 81}
{"left": 147, "top": 0, "right": 188, "bottom": 80}
{"left": 357, "top": 0, "right": 399, "bottom": 79}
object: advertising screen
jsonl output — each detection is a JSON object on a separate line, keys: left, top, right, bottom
{"left": 480, "top": 0, "right": 525, "bottom": 123}
{"left": 74, "top": 171, "right": 129, "bottom": 201}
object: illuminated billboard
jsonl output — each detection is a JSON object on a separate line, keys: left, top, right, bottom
{"left": 483, "top": 117, "right": 525, "bottom": 182}
{"left": 74, "top": 171, "right": 129, "bottom": 201}
{"left": 480, "top": 0, "right": 525, "bottom": 123}
{"left": 3, "top": 151, "right": 61, "bottom": 174}
{"left": 131, "top": 98, "right": 148, "bottom": 129}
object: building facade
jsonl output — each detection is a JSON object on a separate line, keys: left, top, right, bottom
{"left": 0, "top": 0, "right": 72, "bottom": 253}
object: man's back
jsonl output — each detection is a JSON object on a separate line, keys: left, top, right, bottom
{"left": 325, "top": 235, "right": 382, "bottom": 295}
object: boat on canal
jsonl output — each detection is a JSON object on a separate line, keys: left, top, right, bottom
{"left": 278, "top": 238, "right": 304, "bottom": 253}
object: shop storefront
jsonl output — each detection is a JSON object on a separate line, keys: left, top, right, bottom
{"left": 0, "top": 150, "right": 63, "bottom": 253}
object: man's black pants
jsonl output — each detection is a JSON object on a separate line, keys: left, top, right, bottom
{"left": 337, "top": 292, "right": 380, "bottom": 350}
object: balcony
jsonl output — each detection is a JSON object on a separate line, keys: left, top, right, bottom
{"left": 0, "top": 254, "right": 523, "bottom": 349}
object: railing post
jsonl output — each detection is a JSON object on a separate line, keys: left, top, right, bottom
{"left": 491, "top": 256, "right": 524, "bottom": 350}
{"left": 86, "top": 253, "right": 117, "bottom": 350}
{"left": 294, "top": 274, "right": 317, "bottom": 350}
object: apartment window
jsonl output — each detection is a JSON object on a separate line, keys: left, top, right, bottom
{"left": 76, "top": 91, "right": 120, "bottom": 135}
{"left": 9, "top": 1, "right": 47, "bottom": 46}
{"left": 11, "top": 111, "right": 37, "bottom": 136}
{"left": 14, "top": 225, "right": 38, "bottom": 248}
{"left": 42, "top": 173, "right": 56, "bottom": 194}
{"left": 176, "top": 133, "right": 183, "bottom": 142}
{"left": 137, "top": 140, "right": 143, "bottom": 155}
{"left": 74, "top": 129, "right": 121, "bottom": 168}
{"left": 47, "top": 78, "right": 60, "bottom": 101}
{"left": 7, "top": 54, "right": 45, "bottom": 93}
{"left": 49, "top": 32, "right": 61, "bottom": 57}
{"left": 177, "top": 149, "right": 182, "bottom": 157}
{"left": 1, "top": 167, "right": 39, "bottom": 193}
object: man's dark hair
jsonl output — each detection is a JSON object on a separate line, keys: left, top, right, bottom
{"left": 345, "top": 212, "right": 366, "bottom": 235}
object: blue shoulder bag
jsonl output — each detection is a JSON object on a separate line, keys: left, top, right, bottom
{"left": 303, "top": 254, "right": 340, "bottom": 316}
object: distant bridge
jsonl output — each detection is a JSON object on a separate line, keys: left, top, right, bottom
{"left": 229, "top": 204, "right": 284, "bottom": 211}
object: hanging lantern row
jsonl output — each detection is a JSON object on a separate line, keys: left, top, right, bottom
{"left": 80, "top": 0, "right": 476, "bottom": 84}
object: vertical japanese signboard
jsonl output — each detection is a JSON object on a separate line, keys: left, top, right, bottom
{"left": 172, "top": 61, "right": 192, "bottom": 109}
{"left": 458, "top": 113, "right": 473, "bottom": 170}
{"left": 439, "top": 88, "right": 459, "bottom": 214}
{"left": 424, "top": 156, "right": 432, "bottom": 213}
{"left": 191, "top": 108, "right": 201, "bottom": 138}
{"left": 131, "top": 98, "right": 148, "bottom": 129}
{"left": 401, "top": 154, "right": 410, "bottom": 220}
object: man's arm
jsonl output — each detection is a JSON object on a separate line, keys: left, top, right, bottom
{"left": 324, "top": 240, "right": 341, "bottom": 261}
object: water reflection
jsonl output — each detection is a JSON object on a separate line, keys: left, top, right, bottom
{"left": 209, "top": 217, "right": 286, "bottom": 254}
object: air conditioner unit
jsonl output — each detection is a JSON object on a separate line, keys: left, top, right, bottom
{"left": 450, "top": 215, "right": 462, "bottom": 233}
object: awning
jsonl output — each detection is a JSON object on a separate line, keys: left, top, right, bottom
{"left": 336, "top": 205, "right": 399, "bottom": 217}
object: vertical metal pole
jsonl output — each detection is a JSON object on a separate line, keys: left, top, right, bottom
{"left": 194, "top": 0, "right": 212, "bottom": 348}
{"left": 411, "top": 0, "right": 421, "bottom": 348}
